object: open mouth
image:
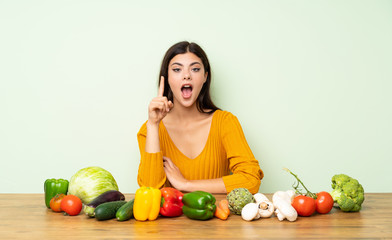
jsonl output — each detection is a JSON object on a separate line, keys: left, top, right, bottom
{"left": 181, "top": 84, "right": 193, "bottom": 98}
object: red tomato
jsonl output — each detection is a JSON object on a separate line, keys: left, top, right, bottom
{"left": 292, "top": 195, "right": 316, "bottom": 217}
{"left": 50, "top": 194, "right": 65, "bottom": 212}
{"left": 316, "top": 191, "right": 334, "bottom": 214}
{"left": 60, "top": 195, "right": 82, "bottom": 216}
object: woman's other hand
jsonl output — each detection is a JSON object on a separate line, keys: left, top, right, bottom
{"left": 148, "top": 76, "right": 173, "bottom": 125}
{"left": 163, "top": 156, "right": 188, "bottom": 191}
{"left": 163, "top": 156, "right": 226, "bottom": 193}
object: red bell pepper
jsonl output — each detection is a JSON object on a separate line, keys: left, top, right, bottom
{"left": 160, "top": 187, "right": 184, "bottom": 217}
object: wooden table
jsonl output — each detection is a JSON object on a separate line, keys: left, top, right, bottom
{"left": 0, "top": 193, "right": 391, "bottom": 239}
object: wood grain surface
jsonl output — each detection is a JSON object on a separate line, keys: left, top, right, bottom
{"left": 0, "top": 193, "right": 391, "bottom": 239}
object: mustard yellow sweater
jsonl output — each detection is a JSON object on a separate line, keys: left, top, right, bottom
{"left": 137, "top": 110, "right": 263, "bottom": 194}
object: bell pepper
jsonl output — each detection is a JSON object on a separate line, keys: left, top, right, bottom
{"left": 182, "top": 191, "right": 216, "bottom": 220}
{"left": 44, "top": 178, "right": 69, "bottom": 208}
{"left": 133, "top": 187, "right": 161, "bottom": 221}
{"left": 160, "top": 187, "right": 184, "bottom": 217}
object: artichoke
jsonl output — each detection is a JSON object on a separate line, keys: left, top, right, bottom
{"left": 227, "top": 188, "right": 255, "bottom": 215}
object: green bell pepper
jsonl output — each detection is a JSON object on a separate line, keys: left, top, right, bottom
{"left": 44, "top": 178, "right": 69, "bottom": 208}
{"left": 182, "top": 191, "right": 216, "bottom": 220}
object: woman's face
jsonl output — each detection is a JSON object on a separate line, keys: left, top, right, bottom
{"left": 168, "top": 52, "right": 208, "bottom": 109}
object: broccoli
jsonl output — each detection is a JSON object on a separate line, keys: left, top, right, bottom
{"left": 330, "top": 174, "right": 365, "bottom": 212}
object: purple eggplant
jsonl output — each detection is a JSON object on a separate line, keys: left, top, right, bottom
{"left": 83, "top": 190, "right": 125, "bottom": 217}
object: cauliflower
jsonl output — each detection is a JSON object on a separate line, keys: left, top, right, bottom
{"left": 330, "top": 174, "right": 365, "bottom": 212}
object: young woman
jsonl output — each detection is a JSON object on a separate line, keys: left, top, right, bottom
{"left": 137, "top": 41, "right": 263, "bottom": 194}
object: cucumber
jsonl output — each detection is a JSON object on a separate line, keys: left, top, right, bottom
{"left": 94, "top": 201, "right": 126, "bottom": 221}
{"left": 84, "top": 190, "right": 125, "bottom": 217}
{"left": 116, "top": 199, "right": 135, "bottom": 221}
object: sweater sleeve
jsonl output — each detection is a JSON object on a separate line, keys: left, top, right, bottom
{"left": 220, "top": 112, "right": 264, "bottom": 194}
{"left": 136, "top": 121, "right": 167, "bottom": 189}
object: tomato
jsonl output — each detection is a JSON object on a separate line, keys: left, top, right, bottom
{"left": 50, "top": 194, "right": 65, "bottom": 212}
{"left": 60, "top": 195, "right": 83, "bottom": 216}
{"left": 315, "top": 191, "right": 334, "bottom": 214}
{"left": 292, "top": 195, "right": 316, "bottom": 217}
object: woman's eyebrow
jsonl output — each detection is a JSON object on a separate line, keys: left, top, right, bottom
{"left": 171, "top": 62, "right": 201, "bottom": 66}
{"left": 190, "top": 62, "right": 201, "bottom": 66}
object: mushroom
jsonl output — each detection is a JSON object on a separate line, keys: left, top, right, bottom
{"left": 241, "top": 203, "right": 260, "bottom": 221}
{"left": 241, "top": 193, "right": 275, "bottom": 221}
{"left": 272, "top": 190, "right": 298, "bottom": 222}
{"left": 254, "top": 193, "right": 275, "bottom": 218}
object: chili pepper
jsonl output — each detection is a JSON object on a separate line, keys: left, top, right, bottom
{"left": 182, "top": 191, "right": 216, "bottom": 220}
{"left": 133, "top": 187, "right": 161, "bottom": 221}
{"left": 160, "top": 187, "right": 184, "bottom": 217}
{"left": 44, "top": 178, "right": 69, "bottom": 208}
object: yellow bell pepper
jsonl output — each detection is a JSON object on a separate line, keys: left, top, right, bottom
{"left": 133, "top": 187, "right": 161, "bottom": 221}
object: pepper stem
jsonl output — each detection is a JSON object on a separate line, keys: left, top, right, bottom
{"left": 283, "top": 168, "right": 317, "bottom": 199}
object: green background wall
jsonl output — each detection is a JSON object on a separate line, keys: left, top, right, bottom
{"left": 1, "top": 0, "right": 391, "bottom": 193}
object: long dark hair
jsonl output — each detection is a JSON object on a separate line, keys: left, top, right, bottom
{"left": 159, "top": 41, "right": 219, "bottom": 114}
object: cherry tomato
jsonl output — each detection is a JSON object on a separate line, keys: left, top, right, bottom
{"left": 50, "top": 194, "right": 65, "bottom": 212}
{"left": 292, "top": 195, "right": 316, "bottom": 217}
{"left": 315, "top": 191, "right": 334, "bottom": 214}
{"left": 60, "top": 195, "right": 82, "bottom": 216}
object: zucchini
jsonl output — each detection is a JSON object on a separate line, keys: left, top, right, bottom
{"left": 116, "top": 199, "right": 135, "bottom": 221}
{"left": 94, "top": 201, "right": 126, "bottom": 221}
{"left": 84, "top": 190, "right": 125, "bottom": 217}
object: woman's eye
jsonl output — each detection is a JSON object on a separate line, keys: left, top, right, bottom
{"left": 192, "top": 68, "right": 200, "bottom": 72}
{"left": 172, "top": 68, "right": 181, "bottom": 72}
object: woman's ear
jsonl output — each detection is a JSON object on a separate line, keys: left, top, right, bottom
{"left": 204, "top": 72, "right": 208, "bottom": 83}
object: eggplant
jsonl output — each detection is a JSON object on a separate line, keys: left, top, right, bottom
{"left": 83, "top": 190, "right": 125, "bottom": 217}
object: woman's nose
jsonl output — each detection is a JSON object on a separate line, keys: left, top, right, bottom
{"left": 183, "top": 72, "right": 191, "bottom": 80}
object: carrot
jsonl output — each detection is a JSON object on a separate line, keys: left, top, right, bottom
{"left": 214, "top": 199, "right": 230, "bottom": 220}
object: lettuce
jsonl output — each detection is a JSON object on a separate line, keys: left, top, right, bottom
{"left": 68, "top": 166, "right": 119, "bottom": 204}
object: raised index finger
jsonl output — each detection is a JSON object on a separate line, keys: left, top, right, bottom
{"left": 158, "top": 76, "right": 164, "bottom": 97}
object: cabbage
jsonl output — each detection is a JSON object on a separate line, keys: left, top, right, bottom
{"left": 68, "top": 166, "right": 119, "bottom": 204}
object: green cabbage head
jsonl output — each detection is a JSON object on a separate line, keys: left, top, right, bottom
{"left": 68, "top": 166, "right": 119, "bottom": 204}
